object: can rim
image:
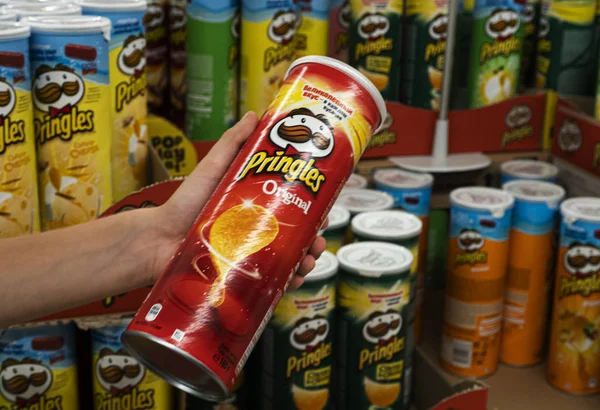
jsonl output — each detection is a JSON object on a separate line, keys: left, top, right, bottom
{"left": 121, "top": 330, "right": 231, "bottom": 402}
{"left": 561, "top": 197, "right": 600, "bottom": 222}
{"left": 0, "top": 22, "right": 29, "bottom": 40}
{"left": 76, "top": 0, "right": 148, "bottom": 12}
{"left": 500, "top": 160, "right": 559, "bottom": 179}
{"left": 450, "top": 187, "right": 514, "bottom": 213}
{"left": 502, "top": 180, "right": 565, "bottom": 204}
{"left": 2, "top": 3, "right": 82, "bottom": 16}
{"left": 284, "top": 55, "right": 387, "bottom": 133}
{"left": 336, "top": 188, "right": 395, "bottom": 214}
{"left": 325, "top": 205, "right": 351, "bottom": 231}
{"left": 344, "top": 173, "right": 368, "bottom": 190}
{"left": 305, "top": 251, "right": 338, "bottom": 282}
{"left": 0, "top": 8, "right": 16, "bottom": 21}
{"left": 337, "top": 241, "right": 414, "bottom": 277}
{"left": 352, "top": 210, "right": 423, "bottom": 240}
{"left": 21, "top": 15, "right": 111, "bottom": 34}
{"left": 372, "top": 168, "right": 434, "bottom": 189}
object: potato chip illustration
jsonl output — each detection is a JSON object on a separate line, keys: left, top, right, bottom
{"left": 207, "top": 204, "right": 279, "bottom": 306}
{"left": 0, "top": 193, "right": 32, "bottom": 238}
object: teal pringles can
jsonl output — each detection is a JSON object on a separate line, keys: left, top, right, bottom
{"left": 186, "top": 0, "right": 240, "bottom": 142}
{"left": 348, "top": 0, "right": 403, "bottom": 101}
{"left": 536, "top": 0, "right": 597, "bottom": 95}
{"left": 466, "top": 0, "right": 525, "bottom": 108}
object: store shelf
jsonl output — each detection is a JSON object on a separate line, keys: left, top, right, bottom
{"left": 417, "top": 290, "right": 599, "bottom": 410}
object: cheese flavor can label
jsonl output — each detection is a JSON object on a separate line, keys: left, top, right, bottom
{"left": 0, "top": 24, "right": 40, "bottom": 238}
{"left": 547, "top": 198, "right": 600, "bottom": 395}
{"left": 0, "top": 324, "right": 79, "bottom": 410}
{"left": 23, "top": 16, "right": 113, "bottom": 231}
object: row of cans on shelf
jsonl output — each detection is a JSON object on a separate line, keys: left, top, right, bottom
{"left": 0, "top": 0, "right": 154, "bottom": 238}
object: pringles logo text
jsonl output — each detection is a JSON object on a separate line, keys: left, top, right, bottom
{"left": 35, "top": 108, "right": 94, "bottom": 145}
{"left": 94, "top": 388, "right": 155, "bottom": 410}
{"left": 358, "top": 338, "right": 404, "bottom": 370}
{"left": 116, "top": 76, "right": 146, "bottom": 113}
{"left": 0, "top": 118, "right": 26, "bottom": 155}
{"left": 286, "top": 343, "right": 332, "bottom": 377}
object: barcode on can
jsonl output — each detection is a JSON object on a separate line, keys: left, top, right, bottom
{"left": 171, "top": 329, "right": 185, "bottom": 342}
{"left": 443, "top": 336, "right": 472, "bottom": 368}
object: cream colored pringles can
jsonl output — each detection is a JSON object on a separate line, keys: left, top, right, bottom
{"left": 79, "top": 0, "right": 149, "bottom": 202}
{"left": 22, "top": 16, "right": 113, "bottom": 231}
{"left": 240, "top": 0, "right": 298, "bottom": 117}
{"left": 0, "top": 23, "right": 40, "bottom": 238}
{"left": 1, "top": 4, "right": 81, "bottom": 21}
{"left": 91, "top": 320, "right": 174, "bottom": 409}
{"left": 0, "top": 324, "right": 79, "bottom": 409}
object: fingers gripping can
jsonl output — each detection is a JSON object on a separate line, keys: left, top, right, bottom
{"left": 466, "top": 0, "right": 525, "bottom": 108}
{"left": 186, "top": 0, "right": 240, "bottom": 142}
{"left": 91, "top": 320, "right": 174, "bottom": 409}
{"left": 23, "top": 16, "right": 113, "bottom": 231}
{"left": 260, "top": 251, "right": 337, "bottom": 410}
{"left": 500, "top": 181, "right": 565, "bottom": 367}
{"left": 442, "top": 187, "right": 514, "bottom": 377}
{"left": 336, "top": 242, "right": 414, "bottom": 410}
{"left": 80, "top": 0, "right": 149, "bottom": 203}
{"left": 0, "top": 324, "right": 79, "bottom": 410}
{"left": 547, "top": 198, "right": 600, "bottom": 395}
{"left": 144, "top": 0, "right": 170, "bottom": 116}
{"left": 372, "top": 168, "right": 434, "bottom": 344}
{"left": 348, "top": 0, "right": 404, "bottom": 101}
{"left": 328, "top": 0, "right": 351, "bottom": 62}
{"left": 239, "top": 0, "right": 298, "bottom": 118}
{"left": 295, "top": 0, "right": 329, "bottom": 58}
{"left": 0, "top": 24, "right": 40, "bottom": 238}
{"left": 122, "top": 56, "right": 386, "bottom": 401}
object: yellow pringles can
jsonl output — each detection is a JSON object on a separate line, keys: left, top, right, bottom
{"left": 0, "top": 23, "right": 40, "bottom": 238}
{"left": 295, "top": 0, "right": 329, "bottom": 58}
{"left": 0, "top": 324, "right": 79, "bottom": 410}
{"left": 240, "top": 0, "right": 298, "bottom": 117}
{"left": 547, "top": 197, "right": 600, "bottom": 395}
{"left": 79, "top": 0, "right": 149, "bottom": 203}
{"left": 91, "top": 320, "right": 173, "bottom": 409}
{"left": 22, "top": 16, "right": 113, "bottom": 231}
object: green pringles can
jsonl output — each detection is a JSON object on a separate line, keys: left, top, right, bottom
{"left": 536, "top": 0, "right": 596, "bottom": 94}
{"left": 260, "top": 251, "right": 338, "bottom": 410}
{"left": 466, "top": 0, "right": 525, "bottom": 108}
{"left": 402, "top": 0, "right": 449, "bottom": 110}
{"left": 348, "top": 0, "right": 404, "bottom": 101}
{"left": 336, "top": 242, "right": 414, "bottom": 410}
{"left": 520, "top": 0, "right": 542, "bottom": 88}
{"left": 186, "top": 0, "right": 240, "bottom": 141}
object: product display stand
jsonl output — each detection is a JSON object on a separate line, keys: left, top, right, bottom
{"left": 390, "top": 0, "right": 490, "bottom": 173}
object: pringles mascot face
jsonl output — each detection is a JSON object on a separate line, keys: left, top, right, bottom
{"left": 32, "top": 64, "right": 84, "bottom": 117}
{"left": 289, "top": 315, "right": 329, "bottom": 351}
{"left": 269, "top": 108, "right": 335, "bottom": 158}
{"left": 362, "top": 310, "right": 402, "bottom": 345}
{"left": 0, "top": 358, "right": 52, "bottom": 406}
{"left": 95, "top": 348, "right": 145, "bottom": 396}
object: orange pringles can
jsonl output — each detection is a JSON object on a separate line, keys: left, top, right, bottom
{"left": 547, "top": 197, "right": 600, "bottom": 395}
{"left": 500, "top": 180, "right": 565, "bottom": 367}
{"left": 121, "top": 56, "right": 386, "bottom": 401}
{"left": 441, "top": 187, "right": 514, "bottom": 378}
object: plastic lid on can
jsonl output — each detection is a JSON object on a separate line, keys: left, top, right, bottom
{"left": 76, "top": 0, "right": 148, "bottom": 11}
{"left": 325, "top": 205, "right": 351, "bottom": 231}
{"left": 3, "top": 3, "right": 82, "bottom": 19}
{"left": 373, "top": 168, "right": 434, "bottom": 189}
{"left": 352, "top": 210, "right": 422, "bottom": 240}
{"left": 503, "top": 180, "right": 565, "bottom": 206}
{"left": 305, "top": 251, "right": 338, "bottom": 282}
{"left": 344, "top": 173, "right": 368, "bottom": 190}
{"left": 561, "top": 197, "right": 600, "bottom": 223}
{"left": 284, "top": 56, "right": 387, "bottom": 133}
{"left": 450, "top": 187, "right": 514, "bottom": 217}
{"left": 0, "top": 22, "right": 29, "bottom": 40}
{"left": 337, "top": 242, "right": 413, "bottom": 277}
{"left": 21, "top": 15, "right": 111, "bottom": 37}
{"left": 0, "top": 8, "right": 16, "bottom": 21}
{"left": 501, "top": 160, "right": 559, "bottom": 180}
{"left": 336, "top": 189, "right": 395, "bottom": 214}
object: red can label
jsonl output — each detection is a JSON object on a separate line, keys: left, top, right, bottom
{"left": 125, "top": 60, "right": 382, "bottom": 392}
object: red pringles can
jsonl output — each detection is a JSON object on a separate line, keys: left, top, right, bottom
{"left": 122, "top": 56, "right": 386, "bottom": 401}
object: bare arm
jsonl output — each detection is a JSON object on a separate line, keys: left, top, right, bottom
{"left": 0, "top": 112, "right": 326, "bottom": 328}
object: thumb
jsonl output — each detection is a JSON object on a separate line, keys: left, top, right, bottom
{"left": 164, "top": 112, "right": 259, "bottom": 231}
